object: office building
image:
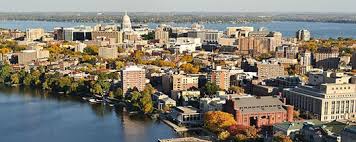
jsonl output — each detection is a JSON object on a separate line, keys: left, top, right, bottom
{"left": 284, "top": 83, "right": 356, "bottom": 121}
{"left": 92, "top": 31, "right": 123, "bottom": 44}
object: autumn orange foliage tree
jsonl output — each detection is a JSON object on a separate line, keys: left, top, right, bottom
{"left": 204, "top": 111, "right": 237, "bottom": 133}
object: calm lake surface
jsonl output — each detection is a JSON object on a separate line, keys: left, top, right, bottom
{"left": 0, "top": 87, "right": 179, "bottom": 142}
{"left": 1, "top": 20, "right": 356, "bottom": 39}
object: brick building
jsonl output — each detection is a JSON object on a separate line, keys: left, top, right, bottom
{"left": 223, "top": 96, "right": 293, "bottom": 127}
{"left": 121, "top": 66, "right": 146, "bottom": 94}
{"left": 208, "top": 66, "right": 230, "bottom": 90}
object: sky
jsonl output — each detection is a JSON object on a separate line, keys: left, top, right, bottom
{"left": 1, "top": 0, "right": 356, "bottom": 13}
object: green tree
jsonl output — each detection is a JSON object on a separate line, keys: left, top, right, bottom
{"left": 204, "top": 82, "right": 221, "bottom": 96}
{"left": 229, "top": 86, "right": 245, "bottom": 94}
{"left": 113, "top": 88, "right": 123, "bottom": 99}
{"left": 140, "top": 91, "right": 153, "bottom": 114}
{"left": 84, "top": 45, "right": 99, "bottom": 55}
{"left": 115, "top": 61, "right": 125, "bottom": 70}
{"left": 23, "top": 74, "right": 32, "bottom": 86}
{"left": 0, "top": 64, "right": 11, "bottom": 83}
{"left": 91, "top": 83, "right": 103, "bottom": 95}
{"left": 141, "top": 32, "right": 155, "bottom": 40}
{"left": 10, "top": 73, "right": 19, "bottom": 84}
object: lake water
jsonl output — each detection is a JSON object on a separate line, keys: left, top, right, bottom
{"left": 1, "top": 20, "right": 356, "bottom": 39}
{"left": 0, "top": 87, "right": 179, "bottom": 142}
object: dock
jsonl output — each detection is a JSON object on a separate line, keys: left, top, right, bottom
{"left": 161, "top": 119, "right": 189, "bottom": 132}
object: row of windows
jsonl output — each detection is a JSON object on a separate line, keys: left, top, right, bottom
{"left": 331, "top": 86, "right": 351, "bottom": 90}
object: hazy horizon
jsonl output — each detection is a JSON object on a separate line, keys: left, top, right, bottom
{"left": 1, "top": 0, "right": 356, "bottom": 13}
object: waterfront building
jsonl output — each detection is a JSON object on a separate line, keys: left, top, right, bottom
{"left": 121, "top": 66, "right": 146, "bottom": 94}
{"left": 284, "top": 83, "right": 356, "bottom": 121}
{"left": 223, "top": 96, "right": 294, "bottom": 127}
{"left": 207, "top": 66, "right": 230, "bottom": 90}
{"left": 170, "top": 106, "right": 202, "bottom": 126}
{"left": 26, "top": 28, "right": 44, "bottom": 41}
{"left": 296, "top": 29, "right": 311, "bottom": 41}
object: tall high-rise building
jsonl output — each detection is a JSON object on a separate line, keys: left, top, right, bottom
{"left": 296, "top": 29, "right": 311, "bottom": 41}
{"left": 208, "top": 66, "right": 230, "bottom": 90}
{"left": 121, "top": 66, "right": 146, "bottom": 94}
{"left": 26, "top": 28, "right": 44, "bottom": 41}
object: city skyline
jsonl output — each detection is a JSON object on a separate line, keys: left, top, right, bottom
{"left": 1, "top": 0, "right": 356, "bottom": 13}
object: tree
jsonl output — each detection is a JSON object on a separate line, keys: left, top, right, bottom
{"left": 245, "top": 126, "right": 258, "bottom": 138}
{"left": 273, "top": 133, "right": 292, "bottom": 142}
{"left": 84, "top": 45, "right": 99, "bottom": 55}
{"left": 203, "top": 82, "right": 220, "bottom": 96}
{"left": 180, "top": 63, "right": 199, "bottom": 74}
{"left": 91, "top": 83, "right": 103, "bottom": 95}
{"left": 143, "top": 84, "right": 155, "bottom": 95}
{"left": 113, "top": 88, "right": 123, "bottom": 99}
{"left": 204, "top": 111, "right": 237, "bottom": 133}
{"left": 229, "top": 86, "right": 244, "bottom": 94}
{"left": 30, "top": 70, "right": 41, "bottom": 86}
{"left": 235, "top": 134, "right": 247, "bottom": 142}
{"left": 115, "top": 61, "right": 125, "bottom": 70}
{"left": 23, "top": 74, "right": 32, "bottom": 86}
{"left": 141, "top": 32, "right": 155, "bottom": 40}
{"left": 0, "top": 64, "right": 11, "bottom": 83}
{"left": 10, "top": 73, "right": 19, "bottom": 84}
{"left": 218, "top": 131, "right": 230, "bottom": 140}
{"left": 180, "top": 55, "right": 193, "bottom": 63}
{"left": 58, "top": 76, "right": 71, "bottom": 92}
{"left": 140, "top": 91, "right": 153, "bottom": 114}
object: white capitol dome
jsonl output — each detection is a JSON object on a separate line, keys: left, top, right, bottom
{"left": 122, "top": 12, "right": 133, "bottom": 32}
